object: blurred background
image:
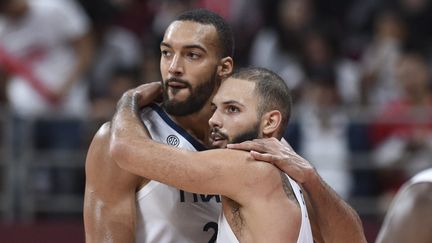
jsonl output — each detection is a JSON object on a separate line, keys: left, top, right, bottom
{"left": 1, "top": 0, "right": 432, "bottom": 242}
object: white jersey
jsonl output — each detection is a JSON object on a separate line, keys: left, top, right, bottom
{"left": 216, "top": 175, "right": 313, "bottom": 243}
{"left": 409, "top": 168, "right": 432, "bottom": 184}
{"left": 0, "top": 0, "right": 90, "bottom": 118}
{"left": 136, "top": 104, "right": 221, "bottom": 243}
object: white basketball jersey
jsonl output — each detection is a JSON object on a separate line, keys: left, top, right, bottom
{"left": 216, "top": 175, "right": 313, "bottom": 243}
{"left": 410, "top": 168, "right": 432, "bottom": 184}
{"left": 135, "top": 104, "right": 221, "bottom": 243}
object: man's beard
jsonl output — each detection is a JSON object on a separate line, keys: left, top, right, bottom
{"left": 230, "top": 123, "right": 261, "bottom": 144}
{"left": 162, "top": 72, "right": 218, "bottom": 116}
{"left": 211, "top": 121, "right": 261, "bottom": 148}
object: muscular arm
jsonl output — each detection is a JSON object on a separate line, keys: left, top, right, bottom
{"left": 227, "top": 138, "right": 367, "bottom": 243}
{"left": 110, "top": 100, "right": 256, "bottom": 200}
{"left": 109, "top": 90, "right": 290, "bottom": 202}
{"left": 109, "top": 88, "right": 301, "bottom": 240}
{"left": 84, "top": 123, "right": 142, "bottom": 243}
{"left": 376, "top": 182, "right": 432, "bottom": 243}
{"left": 301, "top": 171, "right": 365, "bottom": 243}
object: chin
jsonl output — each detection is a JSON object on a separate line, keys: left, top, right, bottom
{"left": 169, "top": 88, "right": 190, "bottom": 99}
{"left": 211, "top": 141, "right": 228, "bottom": 149}
{"left": 165, "top": 95, "right": 188, "bottom": 106}
{"left": 167, "top": 94, "right": 184, "bottom": 102}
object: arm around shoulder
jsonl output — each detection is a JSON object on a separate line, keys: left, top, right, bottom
{"left": 227, "top": 138, "right": 366, "bottom": 243}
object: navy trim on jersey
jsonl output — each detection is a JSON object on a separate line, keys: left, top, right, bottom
{"left": 150, "top": 103, "right": 207, "bottom": 151}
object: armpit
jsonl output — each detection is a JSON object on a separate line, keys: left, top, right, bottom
{"left": 280, "top": 172, "right": 300, "bottom": 207}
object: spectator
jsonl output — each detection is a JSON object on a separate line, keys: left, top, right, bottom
{"left": 393, "top": 0, "right": 432, "bottom": 55}
{"left": 360, "top": 10, "right": 406, "bottom": 107}
{"left": 249, "top": 0, "right": 316, "bottom": 93}
{"left": 80, "top": 0, "right": 143, "bottom": 100}
{"left": 370, "top": 52, "right": 432, "bottom": 205}
{"left": 0, "top": 0, "right": 93, "bottom": 198}
{"left": 301, "top": 29, "right": 361, "bottom": 105}
{"left": 293, "top": 71, "right": 353, "bottom": 199}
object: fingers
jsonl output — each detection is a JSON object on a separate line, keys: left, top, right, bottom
{"left": 134, "top": 82, "right": 162, "bottom": 96}
{"left": 227, "top": 141, "right": 266, "bottom": 152}
{"left": 133, "top": 82, "right": 163, "bottom": 107}
{"left": 250, "top": 150, "right": 276, "bottom": 163}
{"left": 135, "top": 82, "right": 162, "bottom": 91}
{"left": 251, "top": 151, "right": 303, "bottom": 182}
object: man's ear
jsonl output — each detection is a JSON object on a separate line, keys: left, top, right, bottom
{"left": 261, "top": 110, "right": 282, "bottom": 137}
{"left": 217, "top": 56, "right": 233, "bottom": 79}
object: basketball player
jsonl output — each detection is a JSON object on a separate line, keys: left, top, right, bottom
{"left": 84, "top": 9, "right": 233, "bottom": 242}
{"left": 84, "top": 9, "right": 365, "bottom": 243}
{"left": 110, "top": 67, "right": 313, "bottom": 242}
{"left": 376, "top": 167, "right": 432, "bottom": 243}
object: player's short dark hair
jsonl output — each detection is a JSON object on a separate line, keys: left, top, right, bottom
{"left": 231, "top": 67, "right": 292, "bottom": 138}
{"left": 176, "top": 9, "right": 234, "bottom": 58}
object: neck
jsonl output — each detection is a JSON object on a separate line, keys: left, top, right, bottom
{"left": 167, "top": 101, "right": 213, "bottom": 146}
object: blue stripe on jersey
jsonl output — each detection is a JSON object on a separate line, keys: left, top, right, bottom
{"left": 150, "top": 103, "right": 207, "bottom": 151}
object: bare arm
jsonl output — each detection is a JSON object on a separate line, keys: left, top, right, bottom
{"left": 108, "top": 86, "right": 301, "bottom": 240}
{"left": 227, "top": 138, "right": 367, "bottom": 243}
{"left": 376, "top": 182, "right": 432, "bottom": 243}
{"left": 109, "top": 86, "right": 280, "bottom": 201}
{"left": 84, "top": 123, "right": 142, "bottom": 243}
{"left": 300, "top": 168, "right": 365, "bottom": 243}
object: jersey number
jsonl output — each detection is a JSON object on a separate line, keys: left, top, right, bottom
{"left": 203, "top": 221, "right": 218, "bottom": 243}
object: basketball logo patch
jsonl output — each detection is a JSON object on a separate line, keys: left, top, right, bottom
{"left": 167, "top": 135, "right": 180, "bottom": 147}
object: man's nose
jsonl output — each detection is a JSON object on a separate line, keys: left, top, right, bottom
{"left": 209, "top": 110, "right": 222, "bottom": 128}
{"left": 168, "top": 55, "right": 184, "bottom": 77}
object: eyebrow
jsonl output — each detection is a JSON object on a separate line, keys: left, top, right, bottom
{"left": 160, "top": 42, "right": 207, "bottom": 53}
{"left": 221, "top": 100, "right": 246, "bottom": 108}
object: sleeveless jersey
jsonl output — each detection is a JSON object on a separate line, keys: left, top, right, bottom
{"left": 409, "top": 168, "right": 432, "bottom": 184}
{"left": 135, "top": 103, "right": 221, "bottom": 243}
{"left": 216, "top": 175, "right": 313, "bottom": 243}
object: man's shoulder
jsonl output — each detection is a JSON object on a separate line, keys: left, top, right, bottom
{"left": 86, "top": 121, "right": 144, "bottom": 187}
{"left": 87, "top": 122, "right": 111, "bottom": 161}
{"left": 234, "top": 158, "right": 283, "bottom": 196}
{"left": 98, "top": 121, "right": 111, "bottom": 134}
{"left": 90, "top": 122, "right": 111, "bottom": 144}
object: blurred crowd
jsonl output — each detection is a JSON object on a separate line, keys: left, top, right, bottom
{"left": 1, "top": 0, "right": 432, "bottom": 219}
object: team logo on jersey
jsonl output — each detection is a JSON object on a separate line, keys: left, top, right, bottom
{"left": 167, "top": 135, "right": 180, "bottom": 147}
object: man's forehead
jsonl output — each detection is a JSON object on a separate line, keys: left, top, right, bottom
{"left": 163, "top": 21, "right": 218, "bottom": 45}
{"left": 214, "top": 78, "right": 256, "bottom": 103}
